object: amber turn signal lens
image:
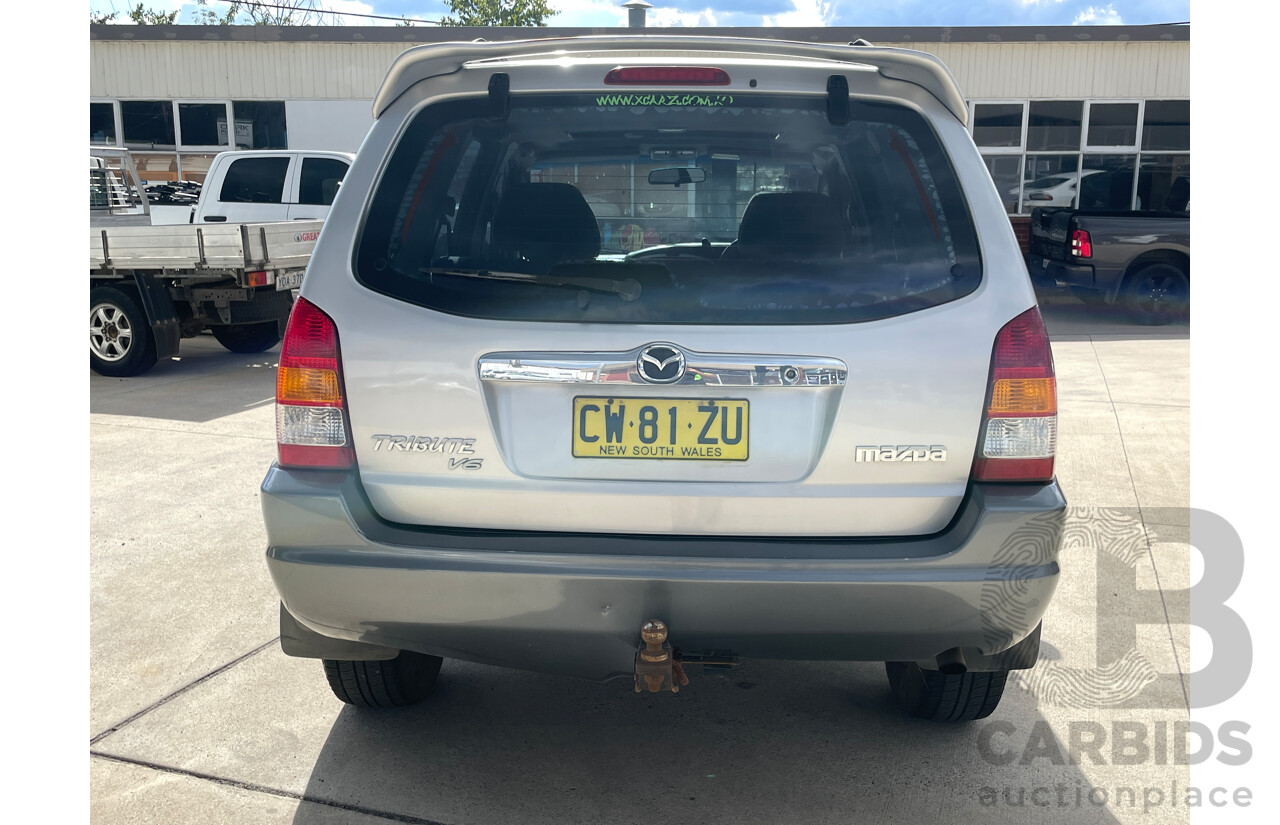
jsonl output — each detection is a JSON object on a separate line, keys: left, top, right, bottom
{"left": 988, "top": 377, "right": 1057, "bottom": 415}
{"left": 277, "top": 366, "right": 341, "bottom": 405}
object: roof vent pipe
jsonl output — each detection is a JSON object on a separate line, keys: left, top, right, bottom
{"left": 622, "top": 1, "right": 652, "bottom": 28}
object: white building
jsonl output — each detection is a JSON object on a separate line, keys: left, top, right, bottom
{"left": 89, "top": 22, "right": 1190, "bottom": 237}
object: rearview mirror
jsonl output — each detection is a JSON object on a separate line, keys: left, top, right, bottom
{"left": 647, "top": 167, "right": 706, "bottom": 187}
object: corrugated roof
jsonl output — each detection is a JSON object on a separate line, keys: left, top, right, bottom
{"left": 89, "top": 24, "right": 1190, "bottom": 45}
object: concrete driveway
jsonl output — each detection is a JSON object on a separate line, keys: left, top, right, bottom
{"left": 90, "top": 298, "right": 1191, "bottom": 824}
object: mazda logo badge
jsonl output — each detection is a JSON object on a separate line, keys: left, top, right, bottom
{"left": 637, "top": 344, "right": 686, "bottom": 384}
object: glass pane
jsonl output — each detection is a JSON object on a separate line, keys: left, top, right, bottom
{"left": 122, "top": 101, "right": 176, "bottom": 149}
{"left": 1027, "top": 101, "right": 1082, "bottom": 151}
{"left": 1022, "top": 155, "right": 1081, "bottom": 209}
{"left": 218, "top": 156, "right": 290, "bottom": 203}
{"left": 298, "top": 158, "right": 350, "bottom": 205}
{"left": 1137, "top": 155, "right": 1190, "bottom": 212}
{"left": 982, "top": 155, "right": 1022, "bottom": 215}
{"left": 1087, "top": 103, "right": 1139, "bottom": 146}
{"left": 178, "top": 103, "right": 229, "bottom": 147}
{"left": 132, "top": 152, "right": 180, "bottom": 184}
{"left": 91, "top": 102, "right": 116, "bottom": 145}
{"left": 973, "top": 103, "right": 1024, "bottom": 148}
{"left": 1079, "top": 154, "right": 1138, "bottom": 210}
{"left": 356, "top": 94, "right": 983, "bottom": 326}
{"left": 178, "top": 153, "right": 218, "bottom": 184}
{"left": 1142, "top": 100, "right": 1190, "bottom": 151}
{"left": 230, "top": 101, "right": 287, "bottom": 149}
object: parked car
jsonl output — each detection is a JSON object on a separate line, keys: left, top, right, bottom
{"left": 262, "top": 36, "right": 1066, "bottom": 722}
{"left": 89, "top": 147, "right": 352, "bottom": 376}
{"left": 1010, "top": 169, "right": 1102, "bottom": 208}
{"left": 1027, "top": 198, "right": 1190, "bottom": 324}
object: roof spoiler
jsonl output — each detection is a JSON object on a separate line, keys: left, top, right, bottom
{"left": 371, "top": 35, "right": 969, "bottom": 125}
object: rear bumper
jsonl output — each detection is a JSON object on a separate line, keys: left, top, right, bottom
{"left": 1027, "top": 252, "right": 1094, "bottom": 288}
{"left": 1026, "top": 252, "right": 1129, "bottom": 299}
{"left": 262, "top": 467, "right": 1065, "bottom": 681}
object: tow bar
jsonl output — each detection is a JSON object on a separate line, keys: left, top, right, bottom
{"left": 633, "top": 619, "right": 690, "bottom": 694}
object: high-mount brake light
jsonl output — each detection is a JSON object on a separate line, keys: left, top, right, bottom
{"left": 603, "top": 67, "right": 731, "bottom": 86}
{"left": 973, "top": 307, "right": 1057, "bottom": 482}
{"left": 275, "top": 297, "right": 354, "bottom": 469}
{"left": 1070, "top": 229, "right": 1093, "bottom": 258}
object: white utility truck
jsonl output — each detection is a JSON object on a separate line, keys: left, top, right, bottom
{"left": 89, "top": 147, "right": 352, "bottom": 376}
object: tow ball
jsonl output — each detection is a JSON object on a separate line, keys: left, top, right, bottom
{"left": 634, "top": 619, "right": 690, "bottom": 694}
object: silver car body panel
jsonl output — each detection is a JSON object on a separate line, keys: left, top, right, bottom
{"left": 302, "top": 50, "right": 1035, "bottom": 536}
{"left": 263, "top": 467, "right": 1063, "bottom": 681}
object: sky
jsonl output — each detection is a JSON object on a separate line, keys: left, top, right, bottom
{"left": 85, "top": 0, "right": 1191, "bottom": 29}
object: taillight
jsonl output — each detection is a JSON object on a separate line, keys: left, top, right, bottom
{"left": 275, "top": 298, "right": 353, "bottom": 469}
{"left": 1070, "top": 229, "right": 1092, "bottom": 258}
{"left": 604, "top": 67, "right": 731, "bottom": 85}
{"left": 973, "top": 307, "right": 1057, "bottom": 482}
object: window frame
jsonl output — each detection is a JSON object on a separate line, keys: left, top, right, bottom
{"left": 174, "top": 99, "right": 234, "bottom": 151}
{"left": 968, "top": 97, "right": 1188, "bottom": 214}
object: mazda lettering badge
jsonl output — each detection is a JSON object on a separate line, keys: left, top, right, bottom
{"left": 637, "top": 344, "right": 686, "bottom": 384}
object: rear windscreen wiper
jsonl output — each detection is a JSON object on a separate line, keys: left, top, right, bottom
{"left": 421, "top": 267, "right": 642, "bottom": 302}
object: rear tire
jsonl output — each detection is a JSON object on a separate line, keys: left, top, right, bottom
{"left": 1121, "top": 263, "right": 1189, "bottom": 325}
{"left": 90, "top": 286, "right": 158, "bottom": 377}
{"left": 210, "top": 321, "right": 281, "bottom": 353}
{"left": 885, "top": 661, "right": 1008, "bottom": 722}
{"left": 322, "top": 651, "right": 443, "bottom": 708}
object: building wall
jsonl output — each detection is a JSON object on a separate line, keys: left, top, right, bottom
{"left": 89, "top": 39, "right": 1190, "bottom": 104}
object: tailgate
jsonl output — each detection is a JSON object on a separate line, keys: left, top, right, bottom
{"left": 337, "top": 299, "right": 1004, "bottom": 537}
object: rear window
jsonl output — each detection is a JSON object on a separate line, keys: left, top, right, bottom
{"left": 298, "top": 157, "right": 349, "bottom": 206}
{"left": 219, "top": 156, "right": 289, "bottom": 204}
{"left": 356, "top": 94, "right": 981, "bottom": 324}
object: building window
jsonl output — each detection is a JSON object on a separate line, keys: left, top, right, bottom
{"left": 230, "top": 101, "right": 288, "bottom": 149}
{"left": 972, "top": 103, "right": 1024, "bottom": 148}
{"left": 178, "top": 102, "right": 229, "bottom": 147}
{"left": 1027, "top": 101, "right": 1082, "bottom": 152}
{"left": 982, "top": 156, "right": 1022, "bottom": 215}
{"left": 91, "top": 102, "right": 116, "bottom": 145}
{"left": 1086, "top": 102, "right": 1139, "bottom": 147}
{"left": 971, "top": 98, "right": 1187, "bottom": 214}
{"left": 1142, "top": 100, "right": 1190, "bottom": 151}
{"left": 121, "top": 101, "right": 176, "bottom": 149}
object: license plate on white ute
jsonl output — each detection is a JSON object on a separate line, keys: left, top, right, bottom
{"left": 276, "top": 271, "right": 305, "bottom": 291}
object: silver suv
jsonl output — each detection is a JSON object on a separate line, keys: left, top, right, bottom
{"left": 263, "top": 36, "right": 1065, "bottom": 721}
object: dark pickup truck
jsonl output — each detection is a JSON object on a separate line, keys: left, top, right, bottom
{"left": 1027, "top": 207, "right": 1190, "bottom": 324}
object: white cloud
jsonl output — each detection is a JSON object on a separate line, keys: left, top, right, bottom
{"left": 761, "top": 0, "right": 835, "bottom": 27}
{"left": 1073, "top": 4, "right": 1125, "bottom": 24}
{"left": 648, "top": 8, "right": 720, "bottom": 27}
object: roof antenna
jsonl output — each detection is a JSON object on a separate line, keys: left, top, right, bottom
{"left": 849, "top": 38, "right": 874, "bottom": 47}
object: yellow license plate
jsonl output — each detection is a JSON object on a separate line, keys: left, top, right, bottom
{"left": 572, "top": 397, "right": 749, "bottom": 461}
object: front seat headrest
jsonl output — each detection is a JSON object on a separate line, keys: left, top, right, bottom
{"left": 491, "top": 183, "right": 601, "bottom": 272}
{"left": 734, "top": 192, "right": 847, "bottom": 254}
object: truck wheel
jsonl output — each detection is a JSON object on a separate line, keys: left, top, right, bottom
{"left": 1122, "top": 263, "right": 1189, "bottom": 325}
{"left": 322, "top": 651, "right": 442, "bottom": 708}
{"left": 884, "top": 661, "right": 1008, "bottom": 722}
{"left": 210, "top": 322, "right": 281, "bottom": 354}
{"left": 90, "top": 286, "right": 157, "bottom": 377}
